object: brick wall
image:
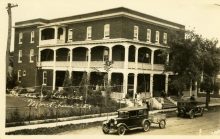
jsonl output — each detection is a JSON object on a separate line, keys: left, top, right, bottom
{"left": 13, "top": 26, "right": 39, "bottom": 87}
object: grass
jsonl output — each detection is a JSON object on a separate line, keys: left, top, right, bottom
{"left": 6, "top": 96, "right": 30, "bottom": 108}
{"left": 6, "top": 96, "right": 119, "bottom": 125}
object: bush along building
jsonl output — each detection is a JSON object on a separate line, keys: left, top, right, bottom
{"left": 13, "top": 7, "right": 185, "bottom": 99}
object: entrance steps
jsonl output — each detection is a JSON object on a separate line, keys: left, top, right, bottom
{"left": 155, "top": 97, "right": 177, "bottom": 109}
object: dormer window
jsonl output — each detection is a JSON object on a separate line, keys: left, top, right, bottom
{"left": 19, "top": 32, "right": 23, "bottom": 44}
{"left": 155, "top": 31, "right": 160, "bottom": 44}
{"left": 146, "top": 29, "right": 151, "bottom": 42}
{"left": 104, "top": 24, "right": 110, "bottom": 39}
{"left": 86, "top": 26, "right": 92, "bottom": 40}
{"left": 133, "top": 26, "right": 139, "bottom": 40}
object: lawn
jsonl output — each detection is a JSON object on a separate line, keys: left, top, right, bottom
{"left": 6, "top": 96, "right": 30, "bottom": 108}
{"left": 6, "top": 95, "right": 118, "bottom": 125}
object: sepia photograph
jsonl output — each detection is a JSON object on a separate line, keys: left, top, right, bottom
{"left": 1, "top": 0, "right": 220, "bottom": 137}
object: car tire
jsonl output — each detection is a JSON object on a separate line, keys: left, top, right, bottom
{"left": 102, "top": 124, "right": 110, "bottom": 134}
{"left": 189, "top": 111, "right": 195, "bottom": 119}
{"left": 143, "top": 120, "right": 150, "bottom": 132}
{"left": 117, "top": 125, "right": 126, "bottom": 135}
{"left": 159, "top": 120, "right": 166, "bottom": 129}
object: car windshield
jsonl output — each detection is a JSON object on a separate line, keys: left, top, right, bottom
{"left": 118, "top": 111, "right": 129, "bottom": 118}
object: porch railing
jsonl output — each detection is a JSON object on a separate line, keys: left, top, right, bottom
{"left": 137, "top": 63, "right": 151, "bottom": 70}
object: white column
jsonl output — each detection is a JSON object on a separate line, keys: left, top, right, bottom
{"left": 87, "top": 48, "right": 91, "bottom": 68}
{"left": 133, "top": 73, "right": 138, "bottom": 99}
{"left": 135, "top": 47, "right": 138, "bottom": 69}
{"left": 166, "top": 53, "right": 169, "bottom": 64}
{"left": 52, "top": 49, "right": 56, "bottom": 90}
{"left": 69, "top": 49, "right": 73, "bottom": 78}
{"left": 165, "top": 74, "right": 169, "bottom": 94}
{"left": 38, "top": 49, "right": 41, "bottom": 63}
{"left": 123, "top": 72, "right": 128, "bottom": 98}
{"left": 151, "top": 50, "right": 155, "bottom": 70}
{"left": 108, "top": 71, "right": 112, "bottom": 83}
{"left": 109, "top": 47, "right": 112, "bottom": 61}
{"left": 124, "top": 46, "right": 129, "bottom": 69}
{"left": 150, "top": 74, "right": 154, "bottom": 97}
{"left": 39, "top": 28, "right": 42, "bottom": 45}
{"left": 54, "top": 27, "right": 58, "bottom": 42}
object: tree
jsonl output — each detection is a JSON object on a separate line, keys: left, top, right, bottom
{"left": 198, "top": 38, "right": 220, "bottom": 108}
{"left": 166, "top": 30, "right": 220, "bottom": 102}
{"left": 166, "top": 30, "right": 202, "bottom": 96}
{"left": 62, "top": 71, "right": 74, "bottom": 96}
{"left": 79, "top": 72, "right": 89, "bottom": 104}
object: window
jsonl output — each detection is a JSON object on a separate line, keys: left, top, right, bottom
{"left": 18, "top": 50, "right": 22, "bottom": 63}
{"left": 43, "top": 71, "right": 47, "bottom": 85}
{"left": 19, "top": 32, "right": 23, "bottom": 44}
{"left": 86, "top": 26, "right": 92, "bottom": 40}
{"left": 129, "top": 111, "right": 137, "bottom": 117}
{"left": 155, "top": 31, "right": 160, "bottom": 43}
{"left": 104, "top": 24, "right": 110, "bottom": 39}
{"left": 133, "top": 26, "right": 139, "bottom": 40}
{"left": 18, "top": 70, "right": 22, "bottom": 83}
{"left": 147, "top": 29, "right": 151, "bottom": 42}
{"left": 138, "top": 110, "right": 144, "bottom": 115}
{"left": 30, "top": 31, "right": 34, "bottom": 43}
{"left": 163, "top": 33, "right": 167, "bottom": 44}
{"left": 68, "top": 29, "right": 73, "bottom": 42}
{"left": 30, "top": 49, "right": 34, "bottom": 63}
{"left": 23, "top": 70, "right": 26, "bottom": 76}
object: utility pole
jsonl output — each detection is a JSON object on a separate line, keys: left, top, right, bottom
{"left": 6, "top": 3, "right": 18, "bottom": 88}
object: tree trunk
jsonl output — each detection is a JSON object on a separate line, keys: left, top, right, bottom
{"left": 206, "top": 91, "right": 210, "bottom": 109}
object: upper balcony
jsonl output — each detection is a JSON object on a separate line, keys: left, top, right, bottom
{"left": 39, "top": 26, "right": 66, "bottom": 46}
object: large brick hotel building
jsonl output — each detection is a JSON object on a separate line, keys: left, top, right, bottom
{"left": 13, "top": 7, "right": 185, "bottom": 99}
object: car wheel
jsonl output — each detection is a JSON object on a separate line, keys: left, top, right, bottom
{"left": 143, "top": 121, "right": 150, "bottom": 132}
{"left": 189, "top": 111, "right": 195, "bottom": 119}
{"left": 159, "top": 120, "right": 166, "bottom": 129}
{"left": 117, "top": 125, "right": 126, "bottom": 135}
{"left": 102, "top": 124, "right": 110, "bottom": 134}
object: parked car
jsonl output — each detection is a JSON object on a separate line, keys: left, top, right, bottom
{"left": 176, "top": 100, "right": 204, "bottom": 119}
{"left": 102, "top": 106, "right": 166, "bottom": 135}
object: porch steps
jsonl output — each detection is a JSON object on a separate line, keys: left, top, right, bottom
{"left": 155, "top": 97, "right": 176, "bottom": 109}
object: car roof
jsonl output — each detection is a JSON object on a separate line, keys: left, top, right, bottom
{"left": 178, "top": 100, "right": 204, "bottom": 104}
{"left": 117, "top": 106, "right": 148, "bottom": 112}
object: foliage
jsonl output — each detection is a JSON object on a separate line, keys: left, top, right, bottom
{"left": 7, "top": 70, "right": 18, "bottom": 89}
{"left": 62, "top": 71, "right": 75, "bottom": 96}
{"left": 166, "top": 30, "right": 220, "bottom": 95}
{"left": 79, "top": 72, "right": 89, "bottom": 103}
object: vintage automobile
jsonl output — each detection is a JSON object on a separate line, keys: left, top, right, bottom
{"left": 176, "top": 100, "right": 204, "bottom": 119}
{"left": 102, "top": 106, "right": 166, "bottom": 135}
